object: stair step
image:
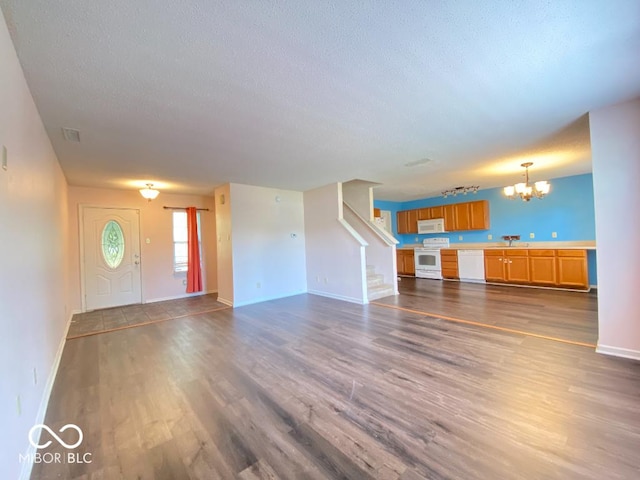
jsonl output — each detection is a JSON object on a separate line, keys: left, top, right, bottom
{"left": 368, "top": 283, "right": 395, "bottom": 301}
{"left": 366, "top": 264, "right": 376, "bottom": 275}
{"left": 367, "top": 273, "right": 384, "bottom": 288}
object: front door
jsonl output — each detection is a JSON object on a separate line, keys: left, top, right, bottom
{"left": 82, "top": 207, "right": 142, "bottom": 311}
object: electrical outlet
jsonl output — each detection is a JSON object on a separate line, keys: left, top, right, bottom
{"left": 458, "top": 235, "right": 463, "bottom": 241}
{"left": 552, "top": 232, "right": 557, "bottom": 238}
{"left": 529, "top": 233, "right": 535, "bottom": 239}
{"left": 487, "top": 234, "right": 493, "bottom": 240}
{"left": 415, "top": 237, "right": 419, "bottom": 242}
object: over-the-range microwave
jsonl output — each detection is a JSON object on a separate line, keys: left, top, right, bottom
{"left": 417, "top": 218, "right": 447, "bottom": 234}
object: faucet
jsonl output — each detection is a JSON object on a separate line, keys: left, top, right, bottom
{"left": 502, "top": 235, "right": 521, "bottom": 247}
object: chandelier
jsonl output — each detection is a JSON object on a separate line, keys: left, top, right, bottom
{"left": 503, "top": 162, "right": 550, "bottom": 201}
{"left": 442, "top": 185, "right": 479, "bottom": 198}
{"left": 139, "top": 183, "right": 160, "bottom": 201}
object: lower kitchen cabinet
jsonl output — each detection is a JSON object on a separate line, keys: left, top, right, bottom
{"left": 504, "top": 250, "right": 530, "bottom": 283}
{"left": 396, "top": 249, "right": 415, "bottom": 276}
{"left": 556, "top": 250, "right": 588, "bottom": 289}
{"left": 440, "top": 249, "right": 459, "bottom": 279}
{"left": 529, "top": 250, "right": 557, "bottom": 286}
{"left": 484, "top": 250, "right": 506, "bottom": 282}
{"left": 484, "top": 248, "right": 589, "bottom": 290}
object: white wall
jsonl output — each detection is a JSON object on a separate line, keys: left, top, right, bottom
{"left": 0, "top": 11, "right": 70, "bottom": 479}
{"left": 342, "top": 179, "right": 377, "bottom": 219}
{"left": 229, "top": 183, "right": 307, "bottom": 307}
{"left": 589, "top": 97, "right": 640, "bottom": 360}
{"left": 304, "top": 183, "right": 367, "bottom": 303}
{"left": 215, "top": 184, "right": 234, "bottom": 306}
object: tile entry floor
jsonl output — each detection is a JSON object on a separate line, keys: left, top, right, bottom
{"left": 67, "top": 294, "right": 228, "bottom": 338}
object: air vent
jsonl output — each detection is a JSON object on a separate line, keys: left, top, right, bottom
{"left": 404, "top": 157, "right": 431, "bottom": 167}
{"left": 61, "top": 128, "right": 81, "bottom": 143}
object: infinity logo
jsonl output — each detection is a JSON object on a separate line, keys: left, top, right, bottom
{"left": 28, "top": 424, "right": 83, "bottom": 449}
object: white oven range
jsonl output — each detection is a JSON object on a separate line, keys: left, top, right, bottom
{"left": 414, "top": 237, "right": 450, "bottom": 279}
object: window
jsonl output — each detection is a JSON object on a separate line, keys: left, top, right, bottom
{"left": 101, "top": 220, "right": 125, "bottom": 269}
{"left": 172, "top": 211, "right": 201, "bottom": 273}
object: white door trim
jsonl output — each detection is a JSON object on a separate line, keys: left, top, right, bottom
{"left": 79, "top": 205, "right": 142, "bottom": 312}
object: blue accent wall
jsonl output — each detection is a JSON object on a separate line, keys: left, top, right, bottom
{"left": 375, "top": 173, "right": 598, "bottom": 285}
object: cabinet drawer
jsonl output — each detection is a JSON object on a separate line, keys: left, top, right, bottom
{"left": 556, "top": 249, "right": 587, "bottom": 257}
{"left": 484, "top": 249, "right": 504, "bottom": 256}
{"left": 529, "top": 249, "right": 555, "bottom": 257}
{"left": 505, "top": 249, "right": 529, "bottom": 256}
{"left": 441, "top": 260, "right": 458, "bottom": 269}
{"left": 440, "top": 249, "right": 458, "bottom": 258}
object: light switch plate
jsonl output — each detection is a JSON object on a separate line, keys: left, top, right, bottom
{"left": 552, "top": 232, "right": 557, "bottom": 238}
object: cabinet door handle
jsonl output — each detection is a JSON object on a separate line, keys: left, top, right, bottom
{"left": 498, "top": 258, "right": 502, "bottom": 261}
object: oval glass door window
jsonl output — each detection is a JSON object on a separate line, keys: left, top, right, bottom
{"left": 101, "top": 220, "right": 125, "bottom": 269}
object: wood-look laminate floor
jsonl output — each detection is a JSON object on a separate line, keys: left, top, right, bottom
{"left": 32, "top": 292, "right": 639, "bottom": 480}
{"left": 378, "top": 278, "right": 599, "bottom": 345}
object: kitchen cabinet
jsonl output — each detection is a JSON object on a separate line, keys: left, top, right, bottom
{"left": 484, "top": 249, "right": 529, "bottom": 283}
{"left": 453, "top": 200, "right": 490, "bottom": 231}
{"left": 396, "top": 249, "right": 415, "bottom": 276}
{"left": 373, "top": 208, "right": 381, "bottom": 218}
{"left": 504, "top": 249, "right": 530, "bottom": 283}
{"left": 397, "top": 211, "right": 409, "bottom": 234}
{"left": 407, "top": 209, "right": 419, "bottom": 234}
{"left": 440, "top": 249, "right": 459, "bottom": 279}
{"left": 453, "top": 203, "right": 471, "bottom": 231}
{"left": 484, "top": 250, "right": 507, "bottom": 282}
{"left": 443, "top": 204, "right": 456, "bottom": 232}
{"left": 418, "top": 207, "right": 431, "bottom": 220}
{"left": 394, "top": 200, "right": 489, "bottom": 235}
{"left": 484, "top": 248, "right": 589, "bottom": 290}
{"left": 556, "top": 250, "right": 588, "bottom": 289}
{"left": 470, "top": 200, "right": 490, "bottom": 230}
{"left": 529, "top": 250, "right": 557, "bottom": 286}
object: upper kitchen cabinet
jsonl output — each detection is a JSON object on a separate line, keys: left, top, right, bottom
{"left": 407, "top": 210, "right": 419, "bottom": 233}
{"left": 443, "top": 204, "right": 456, "bottom": 232}
{"left": 396, "top": 210, "right": 407, "bottom": 234}
{"left": 395, "top": 199, "right": 489, "bottom": 235}
{"left": 397, "top": 209, "right": 419, "bottom": 234}
{"left": 453, "top": 200, "right": 490, "bottom": 231}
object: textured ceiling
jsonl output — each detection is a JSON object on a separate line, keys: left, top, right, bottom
{"left": 2, "top": 1, "right": 639, "bottom": 201}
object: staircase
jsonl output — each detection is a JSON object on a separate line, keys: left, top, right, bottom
{"left": 367, "top": 265, "right": 395, "bottom": 301}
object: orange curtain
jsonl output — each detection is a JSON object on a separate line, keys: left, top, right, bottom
{"left": 186, "top": 207, "right": 203, "bottom": 293}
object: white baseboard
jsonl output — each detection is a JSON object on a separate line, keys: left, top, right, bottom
{"left": 307, "top": 289, "right": 366, "bottom": 305}
{"left": 216, "top": 296, "right": 233, "bottom": 307}
{"left": 19, "top": 312, "right": 73, "bottom": 480}
{"left": 144, "top": 290, "right": 217, "bottom": 304}
{"left": 596, "top": 344, "right": 640, "bottom": 361}
{"left": 232, "top": 291, "right": 308, "bottom": 308}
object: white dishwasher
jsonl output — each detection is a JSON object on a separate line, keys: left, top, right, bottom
{"left": 457, "top": 250, "right": 486, "bottom": 283}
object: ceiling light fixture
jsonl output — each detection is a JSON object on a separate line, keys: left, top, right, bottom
{"left": 139, "top": 183, "right": 160, "bottom": 201}
{"left": 442, "top": 185, "right": 479, "bottom": 198}
{"left": 503, "top": 162, "right": 550, "bottom": 201}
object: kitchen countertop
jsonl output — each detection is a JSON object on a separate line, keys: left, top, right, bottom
{"left": 398, "top": 241, "right": 596, "bottom": 251}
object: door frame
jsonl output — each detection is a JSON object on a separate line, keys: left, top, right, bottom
{"left": 79, "top": 205, "right": 142, "bottom": 312}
